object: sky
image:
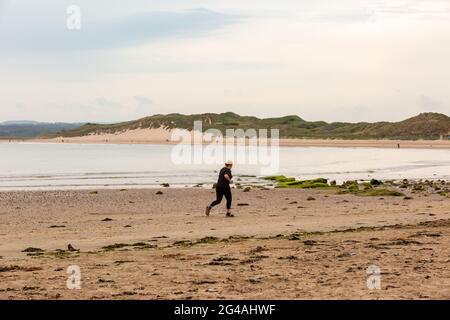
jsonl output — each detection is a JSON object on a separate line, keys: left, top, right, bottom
{"left": 0, "top": 0, "right": 449, "bottom": 123}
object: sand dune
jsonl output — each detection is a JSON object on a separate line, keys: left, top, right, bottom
{"left": 27, "top": 127, "right": 450, "bottom": 149}
{"left": 40, "top": 127, "right": 175, "bottom": 144}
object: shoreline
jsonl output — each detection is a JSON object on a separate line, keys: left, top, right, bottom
{"left": 2, "top": 137, "right": 450, "bottom": 149}
{"left": 0, "top": 177, "right": 448, "bottom": 193}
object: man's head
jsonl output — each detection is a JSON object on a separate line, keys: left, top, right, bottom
{"left": 225, "top": 160, "right": 233, "bottom": 169}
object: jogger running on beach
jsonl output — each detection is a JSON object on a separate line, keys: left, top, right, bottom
{"left": 205, "top": 160, "right": 234, "bottom": 217}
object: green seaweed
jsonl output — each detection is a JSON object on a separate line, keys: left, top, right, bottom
{"left": 358, "top": 189, "right": 405, "bottom": 197}
{"left": 102, "top": 242, "right": 156, "bottom": 251}
{"left": 264, "top": 175, "right": 404, "bottom": 196}
{"left": 22, "top": 247, "right": 44, "bottom": 253}
{"left": 265, "top": 176, "right": 334, "bottom": 189}
{"left": 195, "top": 236, "right": 219, "bottom": 244}
{"left": 263, "top": 176, "right": 296, "bottom": 183}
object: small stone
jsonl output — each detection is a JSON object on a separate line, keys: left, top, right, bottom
{"left": 67, "top": 244, "right": 78, "bottom": 252}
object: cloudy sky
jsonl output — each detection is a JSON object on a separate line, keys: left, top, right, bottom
{"left": 0, "top": 0, "right": 449, "bottom": 123}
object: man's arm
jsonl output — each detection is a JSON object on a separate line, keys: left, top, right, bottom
{"left": 224, "top": 174, "right": 231, "bottom": 182}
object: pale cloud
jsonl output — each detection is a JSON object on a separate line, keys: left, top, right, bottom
{"left": 134, "top": 96, "right": 153, "bottom": 107}
{"left": 419, "top": 95, "right": 444, "bottom": 111}
{"left": 0, "top": 0, "right": 449, "bottom": 123}
{"left": 95, "top": 97, "right": 121, "bottom": 108}
{"left": 0, "top": 8, "right": 238, "bottom": 53}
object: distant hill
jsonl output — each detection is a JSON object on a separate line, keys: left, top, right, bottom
{"left": 45, "top": 112, "right": 450, "bottom": 140}
{"left": 1, "top": 120, "right": 41, "bottom": 125}
{"left": 0, "top": 121, "right": 84, "bottom": 138}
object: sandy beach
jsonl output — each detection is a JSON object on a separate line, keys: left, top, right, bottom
{"left": 3, "top": 0, "right": 450, "bottom": 307}
{"left": 1, "top": 186, "right": 449, "bottom": 299}
{"left": 16, "top": 127, "right": 450, "bottom": 149}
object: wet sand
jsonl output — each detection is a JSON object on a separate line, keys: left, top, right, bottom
{"left": 0, "top": 187, "right": 449, "bottom": 299}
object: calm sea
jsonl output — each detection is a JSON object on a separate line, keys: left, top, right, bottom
{"left": 0, "top": 143, "right": 449, "bottom": 190}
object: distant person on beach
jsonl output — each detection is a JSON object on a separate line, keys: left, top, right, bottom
{"left": 205, "top": 160, "right": 234, "bottom": 217}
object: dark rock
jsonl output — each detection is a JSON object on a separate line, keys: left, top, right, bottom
{"left": 370, "top": 179, "right": 382, "bottom": 186}
{"left": 67, "top": 244, "right": 79, "bottom": 252}
{"left": 22, "top": 247, "right": 44, "bottom": 253}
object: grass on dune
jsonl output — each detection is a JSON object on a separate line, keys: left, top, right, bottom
{"left": 43, "top": 112, "right": 450, "bottom": 140}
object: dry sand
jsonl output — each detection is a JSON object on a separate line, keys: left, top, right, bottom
{"left": 23, "top": 127, "right": 450, "bottom": 149}
{"left": 0, "top": 187, "right": 449, "bottom": 299}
